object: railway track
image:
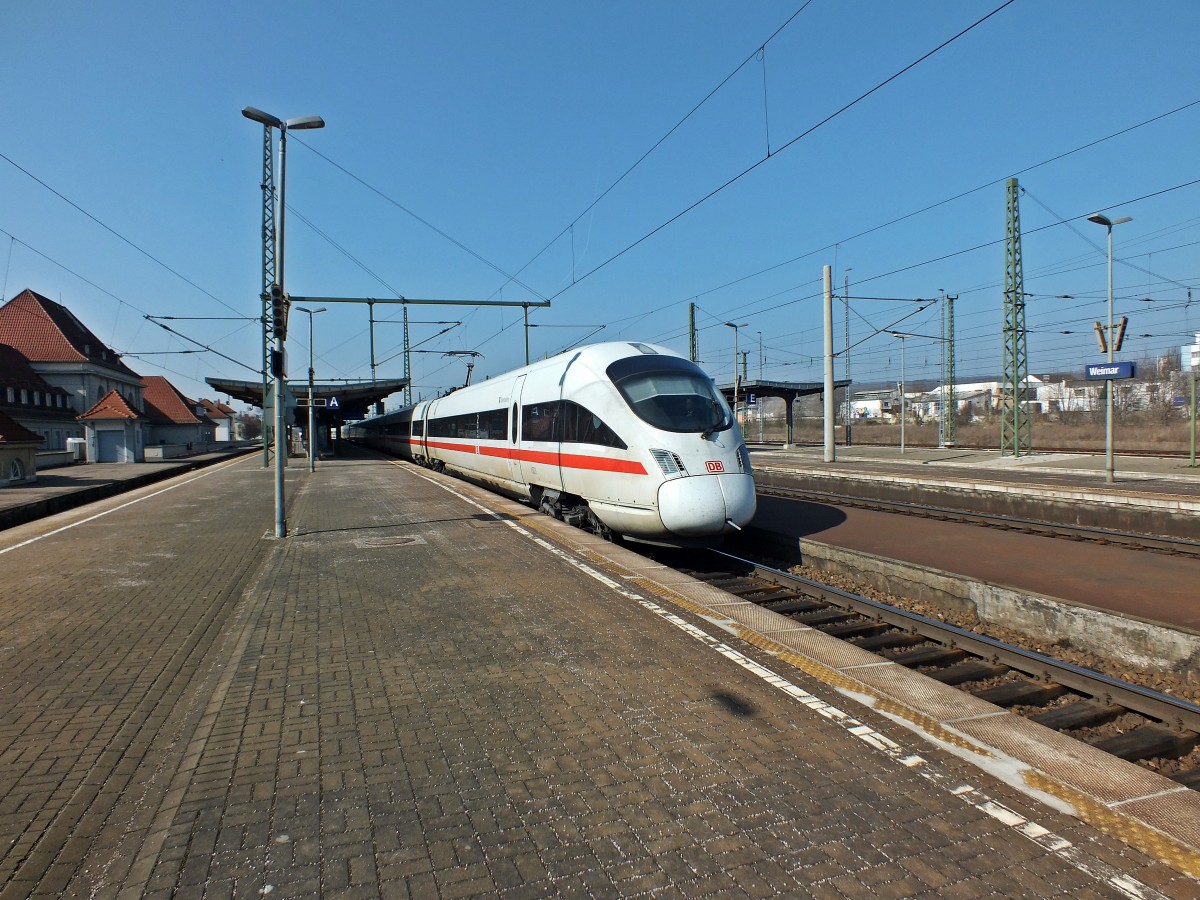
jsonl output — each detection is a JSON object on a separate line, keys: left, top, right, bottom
{"left": 666, "top": 547, "right": 1200, "bottom": 789}
{"left": 757, "top": 483, "right": 1200, "bottom": 557}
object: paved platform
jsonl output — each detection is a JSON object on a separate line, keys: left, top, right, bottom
{"left": 1, "top": 450, "right": 1198, "bottom": 897}
{"left": 0, "top": 445, "right": 260, "bottom": 531}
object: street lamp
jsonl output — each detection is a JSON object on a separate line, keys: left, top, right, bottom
{"left": 724, "top": 322, "right": 747, "bottom": 424}
{"left": 1087, "top": 211, "right": 1132, "bottom": 483}
{"left": 242, "top": 106, "right": 324, "bottom": 538}
{"left": 295, "top": 306, "right": 327, "bottom": 473}
{"left": 888, "top": 332, "right": 914, "bottom": 454}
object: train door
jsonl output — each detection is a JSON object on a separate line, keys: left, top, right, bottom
{"left": 508, "top": 375, "right": 526, "bottom": 486}
{"left": 419, "top": 403, "right": 431, "bottom": 461}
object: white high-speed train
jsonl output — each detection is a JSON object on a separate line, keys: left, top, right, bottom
{"left": 349, "top": 341, "right": 755, "bottom": 544}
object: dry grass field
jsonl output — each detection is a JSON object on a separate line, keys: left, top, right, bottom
{"left": 749, "top": 416, "right": 1198, "bottom": 453}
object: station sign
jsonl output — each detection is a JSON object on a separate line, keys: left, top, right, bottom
{"left": 328, "top": 396, "right": 340, "bottom": 410}
{"left": 1085, "top": 361, "right": 1135, "bottom": 381}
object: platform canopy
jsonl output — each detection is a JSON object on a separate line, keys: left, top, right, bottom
{"left": 206, "top": 377, "right": 408, "bottom": 421}
{"left": 718, "top": 378, "right": 850, "bottom": 447}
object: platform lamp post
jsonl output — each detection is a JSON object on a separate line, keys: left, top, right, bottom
{"left": 1087, "top": 212, "right": 1132, "bottom": 484}
{"left": 888, "top": 332, "right": 914, "bottom": 454}
{"left": 724, "top": 322, "right": 747, "bottom": 425}
{"left": 242, "top": 106, "right": 325, "bottom": 538}
{"left": 295, "top": 306, "right": 326, "bottom": 473}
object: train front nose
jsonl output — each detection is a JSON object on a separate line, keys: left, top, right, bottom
{"left": 657, "top": 473, "right": 756, "bottom": 537}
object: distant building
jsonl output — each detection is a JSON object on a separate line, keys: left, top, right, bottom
{"left": 0, "top": 342, "right": 79, "bottom": 451}
{"left": 1182, "top": 333, "right": 1200, "bottom": 372}
{"left": 78, "top": 390, "right": 145, "bottom": 463}
{"left": 197, "top": 398, "right": 242, "bottom": 441}
{"left": 0, "top": 409, "right": 42, "bottom": 485}
{"left": 0, "top": 289, "right": 145, "bottom": 422}
{"left": 142, "top": 376, "right": 215, "bottom": 450}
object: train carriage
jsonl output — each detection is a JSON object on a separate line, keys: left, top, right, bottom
{"left": 349, "top": 341, "right": 755, "bottom": 543}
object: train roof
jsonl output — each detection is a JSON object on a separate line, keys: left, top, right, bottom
{"left": 352, "top": 342, "right": 701, "bottom": 428}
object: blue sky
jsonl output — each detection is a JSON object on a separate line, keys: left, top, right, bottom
{"left": 3, "top": 1, "right": 1199, "bottom": 408}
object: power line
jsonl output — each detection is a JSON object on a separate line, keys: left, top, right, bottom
{"left": 548, "top": 0, "right": 1019, "bottom": 300}
{"left": 0, "top": 152, "right": 246, "bottom": 317}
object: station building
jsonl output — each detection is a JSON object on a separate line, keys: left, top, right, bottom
{"left": 0, "top": 409, "right": 42, "bottom": 486}
{"left": 0, "top": 289, "right": 240, "bottom": 465}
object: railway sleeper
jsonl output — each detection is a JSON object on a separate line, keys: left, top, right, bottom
{"left": 1172, "top": 768, "right": 1200, "bottom": 789}
{"left": 794, "top": 609, "right": 856, "bottom": 628}
{"left": 821, "top": 620, "right": 890, "bottom": 640}
{"left": 854, "top": 632, "right": 927, "bottom": 653}
{"left": 973, "top": 679, "right": 1068, "bottom": 708}
{"left": 1090, "top": 724, "right": 1200, "bottom": 763}
{"left": 766, "top": 599, "right": 826, "bottom": 615}
{"left": 1030, "top": 700, "right": 1124, "bottom": 731}
{"left": 748, "top": 589, "right": 804, "bottom": 604}
{"left": 925, "top": 660, "right": 1008, "bottom": 686}
{"left": 886, "top": 645, "right": 969, "bottom": 668}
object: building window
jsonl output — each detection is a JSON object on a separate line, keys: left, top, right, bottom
{"left": 20, "top": 389, "right": 28, "bottom": 404}
{"left": 8, "top": 459, "right": 24, "bottom": 481}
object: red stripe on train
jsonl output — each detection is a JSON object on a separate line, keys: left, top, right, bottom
{"left": 411, "top": 439, "right": 647, "bottom": 475}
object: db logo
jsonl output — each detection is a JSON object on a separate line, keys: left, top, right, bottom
{"left": 705, "top": 460, "right": 725, "bottom": 473}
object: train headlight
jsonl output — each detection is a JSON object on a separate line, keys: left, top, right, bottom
{"left": 650, "top": 448, "right": 688, "bottom": 478}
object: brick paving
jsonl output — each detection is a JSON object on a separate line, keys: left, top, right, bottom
{"left": 0, "top": 451, "right": 1194, "bottom": 898}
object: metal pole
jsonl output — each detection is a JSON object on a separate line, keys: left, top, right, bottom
{"left": 899, "top": 337, "right": 907, "bottom": 454}
{"left": 369, "top": 300, "right": 377, "bottom": 382}
{"left": 259, "top": 124, "right": 275, "bottom": 468}
{"left": 757, "top": 332, "right": 763, "bottom": 442}
{"left": 308, "top": 311, "right": 316, "bottom": 473}
{"left": 1190, "top": 370, "right": 1197, "bottom": 467}
{"left": 733, "top": 327, "right": 740, "bottom": 424}
{"left": 273, "top": 126, "right": 289, "bottom": 538}
{"left": 1105, "top": 223, "right": 1115, "bottom": 483}
{"left": 823, "top": 265, "right": 835, "bottom": 462}
{"left": 843, "top": 269, "right": 852, "bottom": 447}
{"left": 524, "top": 304, "right": 530, "bottom": 365}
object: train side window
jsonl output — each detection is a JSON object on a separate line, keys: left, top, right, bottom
{"left": 522, "top": 401, "right": 559, "bottom": 442}
{"left": 511, "top": 404, "right": 518, "bottom": 443}
{"left": 560, "top": 400, "right": 627, "bottom": 449}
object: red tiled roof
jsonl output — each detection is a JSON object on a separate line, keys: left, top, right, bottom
{"left": 0, "top": 409, "right": 43, "bottom": 444}
{"left": 141, "top": 376, "right": 202, "bottom": 426}
{"left": 0, "top": 289, "right": 141, "bottom": 378}
{"left": 0, "top": 343, "right": 71, "bottom": 396}
{"left": 198, "top": 398, "right": 239, "bottom": 420}
{"left": 79, "top": 390, "right": 142, "bottom": 421}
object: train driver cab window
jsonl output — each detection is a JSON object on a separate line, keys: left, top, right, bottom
{"left": 607, "top": 355, "right": 732, "bottom": 434}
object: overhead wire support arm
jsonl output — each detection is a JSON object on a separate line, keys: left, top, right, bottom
{"left": 286, "top": 296, "right": 551, "bottom": 309}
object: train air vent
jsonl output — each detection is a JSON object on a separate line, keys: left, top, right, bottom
{"left": 650, "top": 448, "right": 688, "bottom": 477}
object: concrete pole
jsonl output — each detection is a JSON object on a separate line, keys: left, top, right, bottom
{"left": 823, "top": 265, "right": 835, "bottom": 463}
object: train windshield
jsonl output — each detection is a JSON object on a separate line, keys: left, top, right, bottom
{"left": 607, "top": 354, "right": 733, "bottom": 433}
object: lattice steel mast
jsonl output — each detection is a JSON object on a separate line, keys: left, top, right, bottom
{"left": 1001, "top": 178, "right": 1030, "bottom": 456}
{"left": 257, "top": 124, "right": 277, "bottom": 467}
